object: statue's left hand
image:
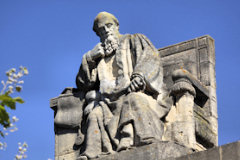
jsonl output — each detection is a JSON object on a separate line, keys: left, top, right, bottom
{"left": 128, "top": 76, "right": 145, "bottom": 93}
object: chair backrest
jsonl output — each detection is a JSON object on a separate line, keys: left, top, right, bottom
{"left": 159, "top": 35, "right": 218, "bottom": 148}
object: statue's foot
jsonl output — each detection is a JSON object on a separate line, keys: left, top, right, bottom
{"left": 111, "top": 138, "right": 119, "bottom": 147}
{"left": 79, "top": 152, "right": 99, "bottom": 160}
{"left": 117, "top": 137, "right": 133, "bottom": 152}
{"left": 139, "top": 137, "right": 156, "bottom": 146}
{"left": 96, "top": 150, "right": 116, "bottom": 159}
{"left": 77, "top": 155, "right": 88, "bottom": 160}
{"left": 101, "top": 150, "right": 116, "bottom": 155}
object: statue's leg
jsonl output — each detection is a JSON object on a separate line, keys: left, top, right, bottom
{"left": 119, "top": 92, "right": 163, "bottom": 146}
{"left": 117, "top": 123, "right": 134, "bottom": 151}
{"left": 97, "top": 108, "right": 113, "bottom": 154}
{"left": 81, "top": 107, "right": 102, "bottom": 159}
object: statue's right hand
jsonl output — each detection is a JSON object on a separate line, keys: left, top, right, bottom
{"left": 127, "top": 76, "right": 145, "bottom": 93}
{"left": 84, "top": 102, "right": 95, "bottom": 115}
{"left": 90, "top": 43, "right": 105, "bottom": 60}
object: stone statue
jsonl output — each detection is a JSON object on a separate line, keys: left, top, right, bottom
{"left": 50, "top": 12, "right": 218, "bottom": 160}
{"left": 75, "top": 11, "right": 171, "bottom": 159}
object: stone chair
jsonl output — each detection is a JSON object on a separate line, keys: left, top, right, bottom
{"left": 50, "top": 35, "right": 217, "bottom": 160}
{"left": 159, "top": 35, "right": 217, "bottom": 150}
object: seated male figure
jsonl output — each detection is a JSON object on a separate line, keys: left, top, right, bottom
{"left": 76, "top": 12, "right": 171, "bottom": 159}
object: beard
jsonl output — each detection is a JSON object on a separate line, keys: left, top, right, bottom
{"left": 103, "top": 35, "right": 119, "bottom": 56}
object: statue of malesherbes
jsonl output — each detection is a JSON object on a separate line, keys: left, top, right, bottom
{"left": 76, "top": 12, "right": 171, "bottom": 159}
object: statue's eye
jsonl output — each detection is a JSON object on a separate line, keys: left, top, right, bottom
{"left": 98, "top": 27, "right": 104, "bottom": 32}
{"left": 106, "top": 23, "right": 113, "bottom": 28}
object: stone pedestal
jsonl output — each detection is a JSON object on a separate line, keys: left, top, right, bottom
{"left": 159, "top": 35, "right": 218, "bottom": 149}
{"left": 96, "top": 141, "right": 240, "bottom": 160}
{"left": 96, "top": 141, "right": 193, "bottom": 160}
{"left": 167, "top": 141, "right": 240, "bottom": 160}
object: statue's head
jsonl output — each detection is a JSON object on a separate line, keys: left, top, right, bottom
{"left": 93, "top": 12, "right": 121, "bottom": 56}
{"left": 93, "top": 12, "right": 120, "bottom": 40}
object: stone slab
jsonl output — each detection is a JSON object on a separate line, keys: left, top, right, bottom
{"left": 95, "top": 141, "right": 240, "bottom": 160}
{"left": 95, "top": 141, "right": 193, "bottom": 160}
{"left": 166, "top": 141, "right": 240, "bottom": 160}
{"left": 221, "top": 140, "right": 240, "bottom": 160}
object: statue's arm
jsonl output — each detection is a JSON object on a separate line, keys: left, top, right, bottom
{"left": 130, "top": 34, "right": 163, "bottom": 95}
{"left": 85, "top": 43, "right": 105, "bottom": 64}
{"left": 76, "top": 43, "right": 104, "bottom": 92}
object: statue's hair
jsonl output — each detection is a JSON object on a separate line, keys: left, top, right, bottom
{"left": 93, "top": 12, "right": 119, "bottom": 36}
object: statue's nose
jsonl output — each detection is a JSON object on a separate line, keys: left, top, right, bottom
{"left": 104, "top": 26, "right": 110, "bottom": 33}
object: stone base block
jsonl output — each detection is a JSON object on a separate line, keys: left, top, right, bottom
{"left": 96, "top": 141, "right": 193, "bottom": 160}
{"left": 93, "top": 141, "right": 240, "bottom": 160}
{"left": 56, "top": 151, "right": 78, "bottom": 160}
{"left": 91, "top": 141, "right": 240, "bottom": 160}
{"left": 169, "top": 140, "right": 240, "bottom": 160}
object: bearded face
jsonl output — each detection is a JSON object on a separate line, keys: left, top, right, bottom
{"left": 103, "top": 34, "right": 119, "bottom": 56}
{"left": 97, "top": 22, "right": 120, "bottom": 56}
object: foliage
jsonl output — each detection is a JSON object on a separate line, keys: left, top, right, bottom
{"left": 15, "top": 142, "right": 28, "bottom": 160}
{"left": 0, "top": 66, "right": 29, "bottom": 159}
{"left": 0, "top": 67, "right": 28, "bottom": 137}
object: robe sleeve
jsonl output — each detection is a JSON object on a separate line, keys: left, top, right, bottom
{"left": 131, "top": 34, "right": 164, "bottom": 96}
{"left": 76, "top": 49, "right": 99, "bottom": 92}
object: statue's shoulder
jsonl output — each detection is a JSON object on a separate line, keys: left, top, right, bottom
{"left": 121, "top": 33, "right": 149, "bottom": 43}
{"left": 131, "top": 33, "right": 149, "bottom": 39}
{"left": 121, "top": 33, "right": 145, "bottom": 38}
{"left": 129, "top": 33, "right": 155, "bottom": 48}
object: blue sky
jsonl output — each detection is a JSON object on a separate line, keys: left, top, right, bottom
{"left": 0, "top": 0, "right": 240, "bottom": 159}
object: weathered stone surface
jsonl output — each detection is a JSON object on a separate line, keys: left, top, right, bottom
{"left": 50, "top": 12, "right": 218, "bottom": 159}
{"left": 73, "top": 12, "right": 172, "bottom": 159}
{"left": 96, "top": 141, "right": 192, "bottom": 160}
{"left": 54, "top": 128, "right": 78, "bottom": 159}
{"left": 95, "top": 141, "right": 240, "bottom": 160}
{"left": 166, "top": 141, "right": 240, "bottom": 160}
{"left": 163, "top": 69, "right": 197, "bottom": 149}
{"left": 159, "top": 35, "right": 218, "bottom": 148}
{"left": 51, "top": 88, "right": 85, "bottom": 159}
{"left": 50, "top": 88, "right": 85, "bottom": 128}
{"left": 194, "top": 105, "right": 216, "bottom": 148}
{"left": 221, "top": 140, "right": 240, "bottom": 160}
{"left": 57, "top": 151, "right": 78, "bottom": 160}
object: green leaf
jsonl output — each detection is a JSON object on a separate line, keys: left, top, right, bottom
{"left": 0, "top": 94, "right": 16, "bottom": 110}
{"left": 0, "top": 105, "right": 10, "bottom": 128}
{"left": 15, "top": 86, "right": 22, "bottom": 92}
{"left": 0, "top": 131, "right": 4, "bottom": 137}
{"left": 14, "top": 97, "right": 24, "bottom": 104}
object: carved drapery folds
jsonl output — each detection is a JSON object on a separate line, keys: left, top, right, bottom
{"left": 50, "top": 35, "right": 217, "bottom": 160}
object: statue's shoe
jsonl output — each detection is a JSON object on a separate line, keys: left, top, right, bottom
{"left": 117, "top": 137, "right": 133, "bottom": 152}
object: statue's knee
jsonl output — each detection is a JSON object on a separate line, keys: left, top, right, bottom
{"left": 127, "top": 92, "right": 142, "bottom": 100}
{"left": 127, "top": 92, "right": 148, "bottom": 107}
{"left": 88, "top": 106, "right": 101, "bottom": 120}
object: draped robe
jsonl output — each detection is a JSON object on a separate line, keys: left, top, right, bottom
{"left": 76, "top": 34, "right": 171, "bottom": 158}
